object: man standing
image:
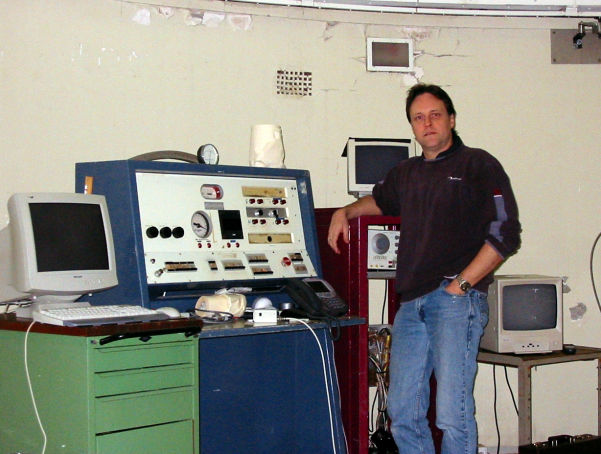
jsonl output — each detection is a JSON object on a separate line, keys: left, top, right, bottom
{"left": 328, "top": 83, "right": 521, "bottom": 453}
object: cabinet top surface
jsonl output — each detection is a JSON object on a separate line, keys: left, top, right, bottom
{"left": 0, "top": 314, "right": 203, "bottom": 337}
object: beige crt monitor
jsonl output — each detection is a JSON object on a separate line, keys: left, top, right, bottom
{"left": 481, "top": 275, "right": 563, "bottom": 354}
{"left": 0, "top": 193, "right": 118, "bottom": 305}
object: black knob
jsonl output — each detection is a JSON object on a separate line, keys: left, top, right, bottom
{"left": 146, "top": 226, "right": 159, "bottom": 238}
{"left": 160, "top": 227, "right": 172, "bottom": 238}
{"left": 172, "top": 227, "right": 184, "bottom": 238}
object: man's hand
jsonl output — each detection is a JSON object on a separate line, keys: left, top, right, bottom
{"left": 444, "top": 278, "right": 465, "bottom": 295}
{"left": 445, "top": 243, "right": 505, "bottom": 295}
{"left": 326, "top": 196, "right": 383, "bottom": 254}
{"left": 327, "top": 208, "right": 350, "bottom": 254}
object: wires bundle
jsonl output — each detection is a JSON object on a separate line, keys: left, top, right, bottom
{"left": 368, "top": 326, "right": 398, "bottom": 454}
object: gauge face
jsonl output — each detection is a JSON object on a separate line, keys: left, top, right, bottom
{"left": 191, "top": 211, "right": 212, "bottom": 238}
{"left": 200, "top": 184, "right": 223, "bottom": 200}
{"left": 197, "top": 143, "right": 219, "bottom": 165}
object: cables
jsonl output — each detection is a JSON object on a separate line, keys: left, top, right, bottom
{"left": 24, "top": 321, "right": 47, "bottom": 454}
{"left": 505, "top": 366, "right": 519, "bottom": 416}
{"left": 287, "top": 317, "right": 346, "bottom": 454}
{"left": 589, "top": 230, "right": 601, "bottom": 315}
{"left": 380, "top": 283, "right": 389, "bottom": 324}
{"left": 491, "top": 364, "right": 519, "bottom": 454}
{"left": 493, "top": 365, "right": 500, "bottom": 454}
{"left": 368, "top": 326, "right": 396, "bottom": 453}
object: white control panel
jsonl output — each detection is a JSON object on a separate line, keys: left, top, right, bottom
{"left": 367, "top": 229, "right": 399, "bottom": 270}
{"left": 135, "top": 172, "right": 317, "bottom": 285}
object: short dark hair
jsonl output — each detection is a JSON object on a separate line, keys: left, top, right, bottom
{"left": 405, "top": 83, "right": 456, "bottom": 123}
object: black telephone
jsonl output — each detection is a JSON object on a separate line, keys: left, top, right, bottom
{"left": 283, "top": 277, "right": 348, "bottom": 318}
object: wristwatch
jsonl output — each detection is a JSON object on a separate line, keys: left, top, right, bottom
{"left": 456, "top": 274, "right": 472, "bottom": 292}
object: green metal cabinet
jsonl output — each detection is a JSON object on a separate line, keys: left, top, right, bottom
{"left": 0, "top": 321, "right": 200, "bottom": 454}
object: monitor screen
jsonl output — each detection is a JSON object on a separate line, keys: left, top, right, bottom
{"left": 502, "top": 284, "right": 558, "bottom": 331}
{"left": 480, "top": 274, "right": 563, "bottom": 354}
{"left": 0, "top": 193, "right": 118, "bottom": 304}
{"left": 30, "top": 202, "right": 110, "bottom": 272}
{"left": 355, "top": 145, "right": 409, "bottom": 185}
{"left": 346, "top": 138, "right": 413, "bottom": 196}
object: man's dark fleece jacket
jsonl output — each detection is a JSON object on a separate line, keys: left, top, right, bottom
{"left": 372, "top": 133, "right": 521, "bottom": 303}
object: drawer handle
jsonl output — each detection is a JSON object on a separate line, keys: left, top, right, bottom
{"left": 98, "top": 327, "right": 201, "bottom": 345}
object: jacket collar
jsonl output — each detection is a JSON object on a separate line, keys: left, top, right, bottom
{"left": 421, "top": 131, "right": 463, "bottom": 162}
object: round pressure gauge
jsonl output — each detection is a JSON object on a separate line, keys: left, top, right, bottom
{"left": 197, "top": 143, "right": 219, "bottom": 165}
{"left": 191, "top": 211, "right": 212, "bottom": 238}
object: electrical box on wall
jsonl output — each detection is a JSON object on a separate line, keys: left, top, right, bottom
{"left": 367, "top": 38, "right": 414, "bottom": 72}
{"left": 551, "top": 29, "right": 601, "bottom": 64}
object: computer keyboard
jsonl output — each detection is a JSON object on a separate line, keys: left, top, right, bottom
{"left": 32, "top": 304, "right": 170, "bottom": 327}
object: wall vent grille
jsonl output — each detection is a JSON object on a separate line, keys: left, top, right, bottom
{"left": 276, "top": 70, "right": 312, "bottom": 96}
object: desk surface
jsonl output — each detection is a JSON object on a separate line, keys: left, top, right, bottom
{"left": 478, "top": 346, "right": 601, "bottom": 367}
{"left": 199, "top": 315, "right": 364, "bottom": 338}
{"left": 0, "top": 313, "right": 364, "bottom": 339}
{"left": 0, "top": 313, "right": 203, "bottom": 336}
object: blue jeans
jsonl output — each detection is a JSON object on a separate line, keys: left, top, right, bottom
{"left": 387, "top": 281, "right": 489, "bottom": 454}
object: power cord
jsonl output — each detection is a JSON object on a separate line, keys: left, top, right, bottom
{"left": 589, "top": 231, "right": 601, "bottom": 314}
{"left": 24, "top": 321, "right": 47, "bottom": 454}
{"left": 0, "top": 298, "right": 33, "bottom": 314}
{"left": 286, "top": 317, "right": 346, "bottom": 454}
{"left": 492, "top": 364, "right": 520, "bottom": 454}
{"left": 505, "top": 366, "right": 519, "bottom": 416}
{"left": 493, "top": 365, "right": 500, "bottom": 454}
{"left": 380, "top": 283, "right": 388, "bottom": 324}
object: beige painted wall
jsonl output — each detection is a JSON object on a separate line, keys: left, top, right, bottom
{"left": 2, "top": 0, "right": 600, "bottom": 447}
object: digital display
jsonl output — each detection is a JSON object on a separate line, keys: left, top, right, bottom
{"left": 218, "top": 210, "right": 244, "bottom": 240}
{"left": 29, "top": 203, "right": 109, "bottom": 272}
{"left": 305, "top": 279, "right": 330, "bottom": 294}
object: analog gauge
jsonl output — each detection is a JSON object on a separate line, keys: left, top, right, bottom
{"left": 197, "top": 143, "right": 220, "bottom": 165}
{"left": 201, "top": 184, "right": 223, "bottom": 200}
{"left": 191, "top": 211, "right": 212, "bottom": 238}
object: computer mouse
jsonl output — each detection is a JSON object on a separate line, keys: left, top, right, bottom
{"left": 252, "top": 297, "right": 274, "bottom": 310}
{"left": 156, "top": 307, "right": 181, "bottom": 319}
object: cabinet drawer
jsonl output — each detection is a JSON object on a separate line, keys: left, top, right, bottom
{"left": 95, "top": 363, "right": 196, "bottom": 396}
{"left": 92, "top": 341, "right": 195, "bottom": 372}
{"left": 95, "top": 388, "right": 195, "bottom": 433}
{"left": 97, "top": 419, "right": 195, "bottom": 454}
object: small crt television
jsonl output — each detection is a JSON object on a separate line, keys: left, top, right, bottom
{"left": 346, "top": 138, "right": 413, "bottom": 197}
{"left": 481, "top": 275, "right": 563, "bottom": 354}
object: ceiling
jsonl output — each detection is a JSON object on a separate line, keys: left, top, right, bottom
{"left": 231, "top": 0, "right": 601, "bottom": 17}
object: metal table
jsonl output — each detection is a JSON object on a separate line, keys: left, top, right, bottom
{"left": 477, "top": 346, "right": 601, "bottom": 445}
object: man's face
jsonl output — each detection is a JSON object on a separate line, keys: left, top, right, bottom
{"left": 408, "top": 93, "right": 455, "bottom": 158}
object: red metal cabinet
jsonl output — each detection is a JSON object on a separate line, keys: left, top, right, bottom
{"left": 315, "top": 209, "right": 399, "bottom": 454}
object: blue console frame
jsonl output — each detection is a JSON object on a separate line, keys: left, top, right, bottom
{"left": 75, "top": 160, "right": 322, "bottom": 310}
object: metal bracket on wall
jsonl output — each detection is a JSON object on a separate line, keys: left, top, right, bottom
{"left": 551, "top": 29, "right": 601, "bottom": 64}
